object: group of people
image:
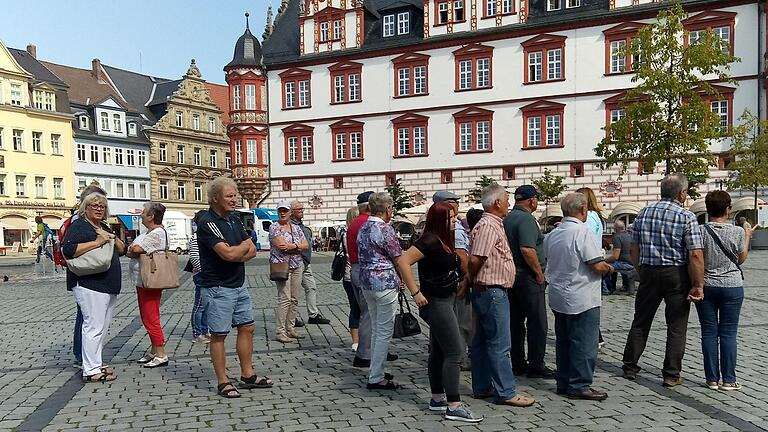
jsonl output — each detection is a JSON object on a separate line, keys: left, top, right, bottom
{"left": 59, "top": 173, "right": 754, "bottom": 421}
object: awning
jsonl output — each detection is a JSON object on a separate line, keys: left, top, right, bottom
{"left": 0, "top": 215, "right": 30, "bottom": 230}
{"left": 117, "top": 214, "right": 141, "bottom": 230}
{"left": 538, "top": 204, "right": 563, "bottom": 220}
{"left": 609, "top": 202, "right": 645, "bottom": 221}
{"left": 689, "top": 199, "right": 707, "bottom": 215}
{"left": 731, "top": 197, "right": 766, "bottom": 214}
{"left": 42, "top": 216, "right": 63, "bottom": 230}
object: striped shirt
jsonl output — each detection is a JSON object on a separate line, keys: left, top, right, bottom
{"left": 631, "top": 199, "right": 703, "bottom": 266}
{"left": 470, "top": 212, "right": 516, "bottom": 288}
{"left": 188, "top": 233, "right": 201, "bottom": 275}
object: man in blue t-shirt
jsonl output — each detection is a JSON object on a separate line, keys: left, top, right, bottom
{"left": 197, "top": 177, "right": 271, "bottom": 398}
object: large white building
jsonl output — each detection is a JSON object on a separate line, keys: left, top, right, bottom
{"left": 259, "top": 0, "right": 766, "bottom": 224}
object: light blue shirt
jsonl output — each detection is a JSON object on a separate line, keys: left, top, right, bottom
{"left": 455, "top": 220, "right": 469, "bottom": 251}
{"left": 544, "top": 217, "right": 605, "bottom": 315}
{"left": 585, "top": 210, "right": 604, "bottom": 241}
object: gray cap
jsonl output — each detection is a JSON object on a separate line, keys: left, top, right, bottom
{"left": 277, "top": 199, "right": 291, "bottom": 210}
{"left": 432, "top": 190, "right": 461, "bottom": 202}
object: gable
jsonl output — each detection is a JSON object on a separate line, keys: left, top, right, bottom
{"left": 96, "top": 96, "right": 126, "bottom": 109}
{"left": 520, "top": 100, "right": 565, "bottom": 112}
{"left": 0, "top": 43, "right": 32, "bottom": 80}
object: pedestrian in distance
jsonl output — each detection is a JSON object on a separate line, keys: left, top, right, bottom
{"left": 604, "top": 220, "right": 637, "bottom": 295}
{"left": 127, "top": 202, "right": 171, "bottom": 368}
{"left": 696, "top": 191, "right": 752, "bottom": 391}
{"left": 622, "top": 173, "right": 705, "bottom": 387}
{"left": 270, "top": 199, "right": 309, "bottom": 343}
{"left": 290, "top": 200, "right": 331, "bottom": 325}
{"left": 397, "top": 201, "right": 482, "bottom": 423}
{"left": 544, "top": 193, "right": 615, "bottom": 401}
{"left": 196, "top": 177, "right": 269, "bottom": 398}
{"left": 62, "top": 192, "right": 126, "bottom": 383}
{"left": 468, "top": 184, "right": 535, "bottom": 408}
{"left": 31, "top": 215, "right": 55, "bottom": 264}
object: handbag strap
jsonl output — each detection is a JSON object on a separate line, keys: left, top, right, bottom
{"left": 398, "top": 291, "right": 412, "bottom": 314}
{"left": 703, "top": 224, "right": 744, "bottom": 280}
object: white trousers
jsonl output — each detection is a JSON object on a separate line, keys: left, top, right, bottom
{"left": 72, "top": 285, "right": 118, "bottom": 376}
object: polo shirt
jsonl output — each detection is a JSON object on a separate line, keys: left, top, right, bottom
{"left": 503, "top": 205, "right": 545, "bottom": 271}
{"left": 544, "top": 217, "right": 605, "bottom": 315}
{"left": 197, "top": 208, "right": 249, "bottom": 288}
{"left": 347, "top": 213, "right": 369, "bottom": 265}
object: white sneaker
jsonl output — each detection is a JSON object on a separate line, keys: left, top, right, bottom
{"left": 193, "top": 335, "right": 210, "bottom": 344}
{"left": 351, "top": 343, "right": 359, "bottom": 352}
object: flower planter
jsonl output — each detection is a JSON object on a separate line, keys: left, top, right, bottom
{"left": 751, "top": 230, "right": 768, "bottom": 250}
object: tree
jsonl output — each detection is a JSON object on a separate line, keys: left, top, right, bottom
{"left": 467, "top": 175, "right": 497, "bottom": 203}
{"left": 727, "top": 110, "right": 768, "bottom": 215}
{"left": 594, "top": 2, "right": 739, "bottom": 198}
{"left": 532, "top": 168, "right": 568, "bottom": 204}
{"left": 385, "top": 178, "right": 412, "bottom": 216}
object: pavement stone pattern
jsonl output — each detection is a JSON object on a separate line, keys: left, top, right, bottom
{"left": 0, "top": 251, "right": 767, "bottom": 431}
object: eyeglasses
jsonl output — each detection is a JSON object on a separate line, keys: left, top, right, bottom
{"left": 88, "top": 204, "right": 106, "bottom": 210}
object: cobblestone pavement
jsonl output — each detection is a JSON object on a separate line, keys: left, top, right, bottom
{"left": 1, "top": 251, "right": 767, "bottom": 432}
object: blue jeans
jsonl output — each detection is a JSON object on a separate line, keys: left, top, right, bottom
{"left": 554, "top": 307, "right": 600, "bottom": 394}
{"left": 470, "top": 287, "right": 517, "bottom": 401}
{"left": 73, "top": 305, "right": 83, "bottom": 362}
{"left": 191, "top": 274, "right": 209, "bottom": 338}
{"left": 695, "top": 286, "right": 744, "bottom": 384}
{"left": 603, "top": 261, "right": 635, "bottom": 293}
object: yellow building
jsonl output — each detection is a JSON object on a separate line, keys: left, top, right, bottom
{"left": 0, "top": 42, "right": 75, "bottom": 247}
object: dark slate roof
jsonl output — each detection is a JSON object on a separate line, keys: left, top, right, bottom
{"left": 262, "top": 0, "right": 302, "bottom": 64}
{"left": 8, "top": 48, "right": 68, "bottom": 86}
{"left": 101, "top": 64, "right": 171, "bottom": 124}
{"left": 226, "top": 25, "right": 263, "bottom": 68}
{"left": 147, "top": 79, "right": 182, "bottom": 106}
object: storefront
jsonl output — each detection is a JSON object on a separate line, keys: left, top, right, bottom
{"left": 0, "top": 215, "right": 32, "bottom": 247}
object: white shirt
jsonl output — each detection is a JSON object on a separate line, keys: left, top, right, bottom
{"left": 129, "top": 227, "right": 168, "bottom": 287}
{"left": 544, "top": 217, "right": 604, "bottom": 315}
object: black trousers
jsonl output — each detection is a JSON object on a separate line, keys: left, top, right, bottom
{"left": 622, "top": 265, "right": 691, "bottom": 378}
{"left": 507, "top": 269, "right": 548, "bottom": 372}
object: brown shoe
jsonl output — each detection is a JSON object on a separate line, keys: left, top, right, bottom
{"left": 275, "top": 334, "right": 296, "bottom": 343}
{"left": 494, "top": 394, "right": 535, "bottom": 407}
{"left": 288, "top": 331, "right": 304, "bottom": 339}
{"left": 662, "top": 377, "right": 684, "bottom": 387}
{"left": 566, "top": 388, "right": 608, "bottom": 401}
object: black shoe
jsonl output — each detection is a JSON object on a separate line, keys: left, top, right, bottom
{"left": 387, "top": 353, "right": 398, "bottom": 361}
{"left": 353, "top": 356, "right": 371, "bottom": 368}
{"left": 512, "top": 364, "right": 528, "bottom": 377}
{"left": 622, "top": 370, "right": 637, "bottom": 381}
{"left": 294, "top": 316, "right": 305, "bottom": 327}
{"left": 527, "top": 366, "right": 556, "bottom": 379}
{"left": 307, "top": 314, "right": 331, "bottom": 325}
{"left": 566, "top": 388, "right": 608, "bottom": 401}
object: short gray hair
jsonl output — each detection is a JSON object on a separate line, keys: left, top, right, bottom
{"left": 143, "top": 202, "right": 166, "bottom": 224}
{"left": 368, "top": 192, "right": 393, "bottom": 215}
{"left": 357, "top": 202, "right": 369, "bottom": 212}
{"left": 660, "top": 173, "right": 688, "bottom": 199}
{"left": 290, "top": 200, "right": 303, "bottom": 210}
{"left": 481, "top": 184, "right": 507, "bottom": 211}
{"left": 207, "top": 176, "right": 239, "bottom": 205}
{"left": 78, "top": 192, "right": 109, "bottom": 219}
{"left": 614, "top": 219, "right": 626, "bottom": 232}
{"left": 560, "top": 193, "right": 587, "bottom": 217}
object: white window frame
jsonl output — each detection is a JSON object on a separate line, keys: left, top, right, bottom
{"left": 438, "top": 2, "right": 449, "bottom": 24}
{"left": 126, "top": 149, "right": 135, "bottom": 166}
{"left": 100, "top": 112, "right": 110, "bottom": 131}
{"left": 334, "top": 75, "right": 346, "bottom": 103}
{"left": 0, "top": 174, "right": 5, "bottom": 196}
{"left": 547, "top": 0, "right": 561, "bottom": 10}
{"left": 301, "top": 136, "right": 312, "bottom": 161}
{"left": 177, "top": 181, "right": 186, "bottom": 201}
{"left": 546, "top": 114, "right": 561, "bottom": 146}
{"left": 335, "top": 133, "right": 347, "bottom": 160}
{"left": 175, "top": 111, "right": 183, "bottom": 127}
{"left": 610, "top": 40, "right": 627, "bottom": 73}
{"left": 15, "top": 175, "right": 26, "bottom": 197}
{"left": 159, "top": 180, "right": 168, "bottom": 200}
{"left": 285, "top": 81, "right": 296, "bottom": 108}
{"left": 128, "top": 122, "right": 137, "bottom": 136}
{"left": 159, "top": 143, "right": 167, "bottom": 162}
{"left": 397, "top": 12, "right": 409, "bottom": 35}
{"left": 10, "top": 82, "right": 22, "bottom": 106}
{"left": 529, "top": 51, "right": 543, "bottom": 82}
{"left": 459, "top": 122, "right": 472, "bottom": 152}
{"left": 350, "top": 132, "right": 362, "bottom": 159}
{"left": 414, "top": 65, "right": 427, "bottom": 95}
{"left": 77, "top": 143, "right": 86, "bottom": 161}
{"left": 35, "top": 177, "right": 45, "bottom": 198}
{"left": 112, "top": 113, "right": 122, "bottom": 132}
{"left": 713, "top": 26, "right": 731, "bottom": 53}
{"left": 50, "top": 134, "right": 60, "bottom": 154}
{"left": 247, "top": 139, "right": 257, "bottom": 164}
{"left": 194, "top": 183, "right": 202, "bottom": 201}
{"left": 194, "top": 147, "right": 201, "bottom": 166}
{"left": 235, "top": 141, "right": 242, "bottom": 164}
{"left": 547, "top": 48, "right": 562, "bottom": 80}
{"left": 333, "top": 19, "right": 343, "bottom": 40}
{"left": 459, "top": 60, "right": 472, "bottom": 90}
{"left": 12, "top": 129, "right": 23, "bottom": 151}
{"left": 245, "top": 84, "right": 256, "bottom": 110}
{"left": 349, "top": 73, "right": 361, "bottom": 102}
{"left": 233, "top": 85, "right": 241, "bottom": 110}
{"left": 115, "top": 147, "right": 124, "bottom": 165}
{"left": 89, "top": 145, "right": 99, "bottom": 163}
{"left": 138, "top": 150, "right": 147, "bottom": 167}
{"left": 476, "top": 58, "right": 490, "bottom": 88}
{"left": 398, "top": 67, "right": 410, "bottom": 96}
{"left": 397, "top": 127, "right": 410, "bottom": 156}
{"left": 177, "top": 145, "right": 185, "bottom": 164}
{"left": 192, "top": 114, "right": 200, "bottom": 130}
{"left": 383, "top": 14, "right": 395, "bottom": 37}
{"left": 298, "top": 80, "right": 310, "bottom": 107}
{"left": 210, "top": 150, "right": 217, "bottom": 167}
{"left": 32, "top": 132, "right": 42, "bottom": 153}
{"left": 208, "top": 117, "right": 216, "bottom": 133}
{"left": 566, "top": 0, "right": 580, "bottom": 7}
{"left": 527, "top": 116, "right": 541, "bottom": 147}
{"left": 79, "top": 115, "right": 89, "bottom": 130}
{"left": 53, "top": 178, "right": 63, "bottom": 199}
{"left": 320, "top": 21, "right": 330, "bottom": 42}
{"left": 454, "top": 0, "right": 464, "bottom": 20}
{"left": 414, "top": 126, "right": 426, "bottom": 155}
{"left": 288, "top": 137, "right": 298, "bottom": 163}
{"left": 711, "top": 100, "right": 728, "bottom": 128}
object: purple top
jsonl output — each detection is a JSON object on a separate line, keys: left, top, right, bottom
{"left": 357, "top": 216, "right": 402, "bottom": 291}
{"left": 269, "top": 221, "right": 306, "bottom": 269}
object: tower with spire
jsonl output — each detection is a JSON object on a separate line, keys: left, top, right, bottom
{"left": 225, "top": 12, "right": 269, "bottom": 207}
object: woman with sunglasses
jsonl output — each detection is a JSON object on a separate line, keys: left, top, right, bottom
{"left": 62, "top": 192, "right": 126, "bottom": 382}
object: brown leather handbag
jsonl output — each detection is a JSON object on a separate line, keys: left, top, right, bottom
{"left": 269, "top": 262, "right": 289, "bottom": 281}
{"left": 139, "top": 229, "right": 180, "bottom": 289}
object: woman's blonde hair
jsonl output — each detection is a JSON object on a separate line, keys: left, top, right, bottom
{"left": 575, "top": 187, "right": 603, "bottom": 220}
{"left": 346, "top": 206, "right": 359, "bottom": 226}
{"left": 78, "top": 192, "right": 109, "bottom": 220}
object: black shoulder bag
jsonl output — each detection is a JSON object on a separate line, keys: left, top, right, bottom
{"left": 330, "top": 232, "right": 347, "bottom": 281}
{"left": 703, "top": 224, "right": 744, "bottom": 280}
{"left": 393, "top": 291, "right": 421, "bottom": 338}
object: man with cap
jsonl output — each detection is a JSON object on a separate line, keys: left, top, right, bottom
{"left": 433, "top": 190, "right": 472, "bottom": 370}
{"left": 503, "top": 185, "right": 555, "bottom": 378}
{"left": 348, "top": 191, "right": 398, "bottom": 367}
{"left": 290, "top": 200, "right": 331, "bottom": 325}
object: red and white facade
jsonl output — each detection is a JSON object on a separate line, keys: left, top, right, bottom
{"left": 262, "top": 0, "right": 766, "bottom": 224}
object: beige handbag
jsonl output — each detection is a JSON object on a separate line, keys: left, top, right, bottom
{"left": 139, "top": 229, "right": 179, "bottom": 289}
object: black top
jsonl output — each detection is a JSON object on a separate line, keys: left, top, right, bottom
{"left": 197, "top": 208, "right": 250, "bottom": 288}
{"left": 414, "top": 232, "right": 459, "bottom": 298}
{"left": 62, "top": 217, "right": 122, "bottom": 294}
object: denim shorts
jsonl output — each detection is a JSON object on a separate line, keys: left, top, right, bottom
{"left": 203, "top": 285, "right": 254, "bottom": 335}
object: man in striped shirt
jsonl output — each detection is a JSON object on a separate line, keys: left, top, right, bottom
{"left": 468, "top": 184, "right": 535, "bottom": 408}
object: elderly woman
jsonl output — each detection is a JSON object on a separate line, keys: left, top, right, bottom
{"left": 340, "top": 206, "right": 362, "bottom": 351}
{"left": 269, "top": 199, "right": 309, "bottom": 343}
{"left": 62, "top": 192, "right": 126, "bottom": 382}
{"left": 358, "top": 192, "right": 422, "bottom": 390}
{"left": 696, "top": 191, "right": 752, "bottom": 391}
{"left": 127, "top": 202, "right": 170, "bottom": 368}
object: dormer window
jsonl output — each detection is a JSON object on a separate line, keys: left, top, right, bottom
{"left": 384, "top": 12, "right": 409, "bottom": 37}
{"left": 112, "top": 114, "right": 122, "bottom": 132}
{"left": 384, "top": 15, "right": 395, "bottom": 37}
{"left": 320, "top": 22, "right": 330, "bottom": 42}
{"left": 437, "top": 0, "right": 464, "bottom": 24}
{"left": 128, "top": 122, "right": 137, "bottom": 136}
{"left": 397, "top": 12, "right": 409, "bottom": 35}
{"left": 100, "top": 112, "right": 110, "bottom": 131}
{"left": 567, "top": 0, "right": 580, "bottom": 7}
{"left": 79, "top": 115, "right": 89, "bottom": 130}
{"left": 333, "top": 19, "right": 343, "bottom": 40}
{"left": 547, "top": 0, "right": 561, "bottom": 10}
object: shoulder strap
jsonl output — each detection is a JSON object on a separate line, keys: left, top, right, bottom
{"left": 703, "top": 224, "right": 744, "bottom": 280}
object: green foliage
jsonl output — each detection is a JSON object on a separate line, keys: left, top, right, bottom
{"left": 594, "top": 1, "right": 739, "bottom": 198}
{"left": 726, "top": 110, "right": 768, "bottom": 208}
{"left": 532, "top": 168, "right": 569, "bottom": 203}
{"left": 467, "top": 175, "right": 498, "bottom": 203}
{"left": 385, "top": 178, "right": 412, "bottom": 216}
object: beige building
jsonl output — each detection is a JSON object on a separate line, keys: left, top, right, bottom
{"left": 143, "top": 61, "right": 230, "bottom": 216}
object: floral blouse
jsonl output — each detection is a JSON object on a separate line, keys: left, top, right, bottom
{"left": 268, "top": 222, "right": 306, "bottom": 270}
{"left": 357, "top": 216, "right": 402, "bottom": 291}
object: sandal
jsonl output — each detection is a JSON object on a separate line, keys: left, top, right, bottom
{"left": 82, "top": 372, "right": 117, "bottom": 383}
{"left": 495, "top": 395, "right": 535, "bottom": 407}
{"left": 366, "top": 379, "right": 399, "bottom": 390}
{"left": 217, "top": 382, "right": 241, "bottom": 398}
{"left": 239, "top": 375, "right": 274, "bottom": 389}
{"left": 719, "top": 382, "right": 742, "bottom": 391}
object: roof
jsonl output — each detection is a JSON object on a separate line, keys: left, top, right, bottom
{"left": 101, "top": 64, "right": 172, "bottom": 123}
{"left": 41, "top": 61, "right": 126, "bottom": 107}
{"left": 205, "top": 82, "right": 230, "bottom": 126}
{"left": 147, "top": 79, "right": 182, "bottom": 106}
{"left": 226, "top": 26, "right": 263, "bottom": 68}
{"left": 8, "top": 48, "right": 67, "bottom": 86}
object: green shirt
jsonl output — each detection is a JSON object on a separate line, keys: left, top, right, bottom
{"left": 503, "top": 205, "right": 545, "bottom": 271}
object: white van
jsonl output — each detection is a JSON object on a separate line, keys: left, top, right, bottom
{"left": 140, "top": 210, "right": 192, "bottom": 254}
{"left": 236, "top": 208, "right": 278, "bottom": 251}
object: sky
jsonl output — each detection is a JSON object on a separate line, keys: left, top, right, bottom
{"left": 0, "top": 0, "right": 271, "bottom": 84}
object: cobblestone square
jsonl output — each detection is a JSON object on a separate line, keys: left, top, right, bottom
{"left": 1, "top": 251, "right": 767, "bottom": 432}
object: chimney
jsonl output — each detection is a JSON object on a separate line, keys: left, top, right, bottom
{"left": 91, "top": 58, "right": 101, "bottom": 80}
{"left": 26, "top": 44, "right": 36, "bottom": 58}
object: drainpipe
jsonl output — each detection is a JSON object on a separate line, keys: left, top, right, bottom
{"left": 256, "top": 63, "right": 272, "bottom": 208}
